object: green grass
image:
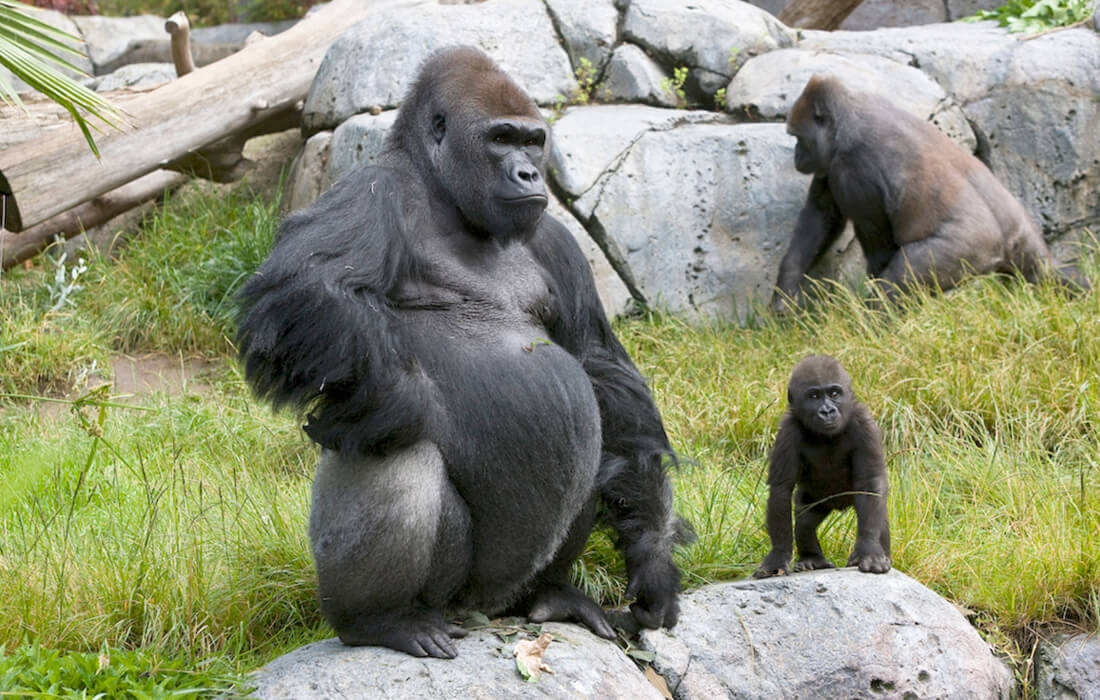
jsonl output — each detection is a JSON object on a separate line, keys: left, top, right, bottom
{"left": 0, "top": 178, "right": 1097, "bottom": 693}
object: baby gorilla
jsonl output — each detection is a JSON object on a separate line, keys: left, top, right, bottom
{"left": 754, "top": 355, "right": 890, "bottom": 578}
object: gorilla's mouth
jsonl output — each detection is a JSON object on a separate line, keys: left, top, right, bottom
{"left": 500, "top": 194, "right": 548, "bottom": 205}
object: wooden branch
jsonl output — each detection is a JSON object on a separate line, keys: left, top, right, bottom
{"left": 165, "top": 11, "right": 195, "bottom": 77}
{"left": 0, "top": 0, "right": 420, "bottom": 233}
{"left": 165, "top": 101, "right": 303, "bottom": 182}
{"left": 1, "top": 170, "right": 186, "bottom": 270}
{"left": 778, "top": 0, "right": 866, "bottom": 29}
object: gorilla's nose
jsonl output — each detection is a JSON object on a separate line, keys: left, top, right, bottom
{"left": 515, "top": 165, "right": 540, "bottom": 183}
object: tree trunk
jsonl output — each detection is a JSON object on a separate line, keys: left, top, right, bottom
{"left": 778, "top": 0, "right": 865, "bottom": 29}
{"left": 1, "top": 170, "right": 186, "bottom": 270}
{"left": 0, "top": 0, "right": 418, "bottom": 233}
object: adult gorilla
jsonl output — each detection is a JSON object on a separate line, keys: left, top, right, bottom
{"left": 236, "top": 46, "right": 693, "bottom": 659}
{"left": 772, "top": 75, "right": 1089, "bottom": 311}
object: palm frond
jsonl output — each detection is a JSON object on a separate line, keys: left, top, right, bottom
{"left": 0, "top": 0, "right": 126, "bottom": 157}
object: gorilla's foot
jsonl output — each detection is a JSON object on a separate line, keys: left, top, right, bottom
{"left": 792, "top": 554, "right": 835, "bottom": 572}
{"left": 336, "top": 607, "right": 468, "bottom": 658}
{"left": 848, "top": 550, "right": 891, "bottom": 574}
{"left": 526, "top": 583, "right": 615, "bottom": 639}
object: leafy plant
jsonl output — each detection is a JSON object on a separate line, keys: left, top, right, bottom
{"left": 0, "top": 643, "right": 253, "bottom": 698}
{"left": 967, "top": 0, "right": 1096, "bottom": 33}
{"left": 660, "top": 65, "right": 688, "bottom": 108}
{"left": 0, "top": 0, "right": 123, "bottom": 155}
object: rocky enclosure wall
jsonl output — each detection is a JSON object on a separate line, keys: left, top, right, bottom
{"left": 282, "top": 0, "right": 1100, "bottom": 320}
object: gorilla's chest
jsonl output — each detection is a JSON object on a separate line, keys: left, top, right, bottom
{"left": 396, "top": 240, "right": 554, "bottom": 337}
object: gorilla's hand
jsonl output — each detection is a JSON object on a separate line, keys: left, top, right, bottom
{"left": 526, "top": 582, "right": 615, "bottom": 639}
{"left": 626, "top": 553, "right": 682, "bottom": 629}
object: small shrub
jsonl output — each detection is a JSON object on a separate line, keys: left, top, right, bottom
{"left": 967, "top": 0, "right": 1095, "bottom": 32}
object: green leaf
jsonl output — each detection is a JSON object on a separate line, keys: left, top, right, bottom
{"left": 0, "top": 0, "right": 125, "bottom": 156}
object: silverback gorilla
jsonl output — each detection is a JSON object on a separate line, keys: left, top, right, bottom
{"left": 754, "top": 355, "right": 890, "bottom": 578}
{"left": 772, "top": 74, "right": 1089, "bottom": 311}
{"left": 236, "top": 47, "right": 693, "bottom": 658}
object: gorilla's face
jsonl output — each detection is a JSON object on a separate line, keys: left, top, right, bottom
{"left": 787, "top": 86, "right": 834, "bottom": 177}
{"left": 430, "top": 107, "right": 548, "bottom": 242}
{"left": 792, "top": 381, "right": 851, "bottom": 437}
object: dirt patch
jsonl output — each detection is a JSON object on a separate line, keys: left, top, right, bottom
{"left": 100, "top": 354, "right": 216, "bottom": 398}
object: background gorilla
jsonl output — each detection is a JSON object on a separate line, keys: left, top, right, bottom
{"left": 236, "top": 46, "right": 693, "bottom": 659}
{"left": 772, "top": 74, "right": 1089, "bottom": 311}
{"left": 754, "top": 354, "right": 890, "bottom": 578}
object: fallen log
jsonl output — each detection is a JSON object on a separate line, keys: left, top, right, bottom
{"left": 778, "top": 0, "right": 865, "bottom": 29}
{"left": 0, "top": 170, "right": 186, "bottom": 270}
{"left": 0, "top": 0, "right": 420, "bottom": 233}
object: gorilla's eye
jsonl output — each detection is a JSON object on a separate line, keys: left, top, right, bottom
{"left": 828, "top": 388, "right": 841, "bottom": 398}
{"left": 808, "top": 390, "right": 820, "bottom": 400}
{"left": 493, "top": 133, "right": 508, "bottom": 144}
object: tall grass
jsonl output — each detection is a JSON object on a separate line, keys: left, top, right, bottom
{"left": 0, "top": 176, "right": 1096, "bottom": 685}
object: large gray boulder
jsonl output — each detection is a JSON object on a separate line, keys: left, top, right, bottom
{"left": 622, "top": 0, "right": 795, "bottom": 98}
{"left": 554, "top": 113, "right": 859, "bottom": 319}
{"left": 301, "top": 0, "right": 577, "bottom": 134}
{"left": 745, "top": 0, "right": 999, "bottom": 28}
{"left": 250, "top": 622, "right": 664, "bottom": 699}
{"left": 70, "top": 14, "right": 165, "bottom": 74}
{"left": 725, "top": 49, "right": 976, "bottom": 150}
{"left": 1035, "top": 633, "right": 1100, "bottom": 700}
{"left": 642, "top": 569, "right": 1016, "bottom": 699}
{"left": 544, "top": 0, "right": 619, "bottom": 75}
{"left": 601, "top": 44, "right": 679, "bottom": 107}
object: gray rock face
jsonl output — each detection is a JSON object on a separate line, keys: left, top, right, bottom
{"left": 602, "top": 44, "right": 679, "bottom": 108}
{"left": 575, "top": 121, "right": 809, "bottom": 319}
{"left": 284, "top": 131, "right": 332, "bottom": 214}
{"left": 1035, "top": 633, "right": 1100, "bottom": 700}
{"left": 744, "top": 0, "right": 998, "bottom": 28}
{"left": 301, "top": 0, "right": 577, "bottom": 134}
{"left": 641, "top": 569, "right": 1015, "bottom": 700}
{"left": 250, "top": 622, "right": 664, "bottom": 700}
{"left": 725, "top": 49, "right": 976, "bottom": 150}
{"left": 281, "top": 0, "right": 1098, "bottom": 321}
{"left": 544, "top": 0, "right": 618, "bottom": 74}
{"left": 622, "top": 0, "right": 795, "bottom": 97}
{"left": 70, "top": 14, "right": 165, "bottom": 73}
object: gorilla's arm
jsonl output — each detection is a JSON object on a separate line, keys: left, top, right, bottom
{"left": 771, "top": 176, "right": 848, "bottom": 312}
{"left": 754, "top": 415, "right": 799, "bottom": 578}
{"left": 847, "top": 409, "right": 891, "bottom": 573}
{"left": 530, "top": 217, "right": 694, "bottom": 629}
{"left": 236, "top": 167, "right": 435, "bottom": 454}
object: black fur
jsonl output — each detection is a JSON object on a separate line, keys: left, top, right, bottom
{"left": 754, "top": 355, "right": 890, "bottom": 578}
{"left": 237, "top": 46, "right": 693, "bottom": 658}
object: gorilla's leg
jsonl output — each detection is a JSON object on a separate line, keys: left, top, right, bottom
{"left": 877, "top": 234, "right": 992, "bottom": 297}
{"left": 517, "top": 497, "right": 615, "bottom": 639}
{"left": 309, "top": 441, "right": 472, "bottom": 657}
{"left": 791, "top": 501, "right": 835, "bottom": 572}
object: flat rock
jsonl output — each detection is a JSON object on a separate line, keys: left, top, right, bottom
{"left": 641, "top": 569, "right": 1015, "bottom": 699}
{"left": 250, "top": 622, "right": 664, "bottom": 699}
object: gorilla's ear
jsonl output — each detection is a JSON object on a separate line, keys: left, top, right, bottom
{"left": 431, "top": 113, "right": 446, "bottom": 144}
{"left": 812, "top": 98, "right": 828, "bottom": 125}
